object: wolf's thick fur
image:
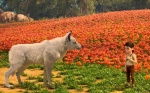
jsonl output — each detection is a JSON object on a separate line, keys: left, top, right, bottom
{"left": 5, "top": 31, "right": 82, "bottom": 88}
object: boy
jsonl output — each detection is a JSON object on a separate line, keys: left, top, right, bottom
{"left": 124, "top": 41, "right": 137, "bottom": 87}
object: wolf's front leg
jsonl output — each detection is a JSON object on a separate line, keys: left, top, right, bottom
{"left": 44, "top": 63, "right": 55, "bottom": 88}
{"left": 43, "top": 66, "right": 48, "bottom": 86}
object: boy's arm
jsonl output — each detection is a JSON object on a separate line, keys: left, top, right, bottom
{"left": 127, "top": 54, "right": 137, "bottom": 63}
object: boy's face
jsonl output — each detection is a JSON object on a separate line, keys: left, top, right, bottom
{"left": 125, "top": 46, "right": 133, "bottom": 54}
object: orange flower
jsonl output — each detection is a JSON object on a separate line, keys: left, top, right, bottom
{"left": 76, "top": 61, "right": 82, "bottom": 67}
{"left": 65, "top": 61, "right": 69, "bottom": 65}
{"left": 145, "top": 75, "right": 150, "bottom": 80}
{"left": 0, "top": 10, "right": 149, "bottom": 70}
{"left": 145, "top": 69, "right": 149, "bottom": 75}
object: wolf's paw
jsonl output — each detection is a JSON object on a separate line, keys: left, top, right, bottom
{"left": 44, "top": 83, "right": 49, "bottom": 87}
{"left": 48, "top": 84, "right": 55, "bottom": 89}
{"left": 6, "top": 84, "right": 14, "bottom": 88}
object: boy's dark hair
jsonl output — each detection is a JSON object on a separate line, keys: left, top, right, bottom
{"left": 124, "top": 41, "right": 134, "bottom": 52}
{"left": 124, "top": 41, "right": 134, "bottom": 48}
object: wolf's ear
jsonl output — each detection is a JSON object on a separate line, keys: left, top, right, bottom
{"left": 65, "top": 31, "right": 72, "bottom": 42}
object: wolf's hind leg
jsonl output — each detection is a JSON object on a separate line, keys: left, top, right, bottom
{"left": 16, "top": 64, "right": 30, "bottom": 84}
{"left": 5, "top": 64, "right": 22, "bottom": 88}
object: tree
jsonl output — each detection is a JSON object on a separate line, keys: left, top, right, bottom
{"left": 0, "top": 0, "right": 150, "bottom": 19}
{"left": 131, "top": 0, "right": 148, "bottom": 9}
{"left": 147, "top": 0, "right": 150, "bottom": 8}
{"left": 77, "top": 0, "right": 96, "bottom": 15}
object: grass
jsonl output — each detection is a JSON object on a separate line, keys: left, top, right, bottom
{"left": 0, "top": 51, "right": 150, "bottom": 93}
{"left": 0, "top": 51, "right": 9, "bottom": 67}
{"left": 20, "top": 81, "right": 42, "bottom": 90}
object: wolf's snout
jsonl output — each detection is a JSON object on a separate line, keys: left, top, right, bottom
{"left": 77, "top": 44, "right": 82, "bottom": 49}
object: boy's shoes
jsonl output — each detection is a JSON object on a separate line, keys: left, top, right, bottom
{"left": 125, "top": 84, "right": 135, "bottom": 88}
{"left": 125, "top": 84, "right": 130, "bottom": 88}
{"left": 132, "top": 84, "right": 135, "bottom": 88}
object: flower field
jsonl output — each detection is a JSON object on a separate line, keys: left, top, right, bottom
{"left": 0, "top": 10, "right": 150, "bottom": 71}
{"left": 0, "top": 9, "right": 150, "bottom": 92}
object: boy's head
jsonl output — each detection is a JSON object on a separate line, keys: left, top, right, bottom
{"left": 124, "top": 41, "right": 134, "bottom": 54}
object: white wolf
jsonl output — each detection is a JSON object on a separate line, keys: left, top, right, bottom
{"left": 5, "top": 31, "right": 82, "bottom": 88}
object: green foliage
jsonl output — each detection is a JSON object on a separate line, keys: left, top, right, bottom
{"left": 0, "top": 51, "right": 150, "bottom": 92}
{"left": 22, "top": 72, "right": 27, "bottom": 76}
{"left": 1, "top": 0, "right": 150, "bottom": 19}
{"left": 24, "top": 89, "right": 51, "bottom": 93}
{"left": 28, "top": 76, "right": 36, "bottom": 80}
{"left": 54, "top": 82, "right": 69, "bottom": 93}
{"left": 20, "top": 81, "right": 41, "bottom": 90}
{"left": 0, "top": 51, "right": 9, "bottom": 67}
{"left": 36, "top": 76, "right": 43, "bottom": 82}
{"left": 28, "top": 64, "right": 43, "bottom": 70}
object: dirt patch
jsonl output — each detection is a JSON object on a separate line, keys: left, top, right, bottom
{"left": 69, "top": 85, "right": 88, "bottom": 93}
{"left": 93, "top": 79, "right": 103, "bottom": 84}
{"left": 0, "top": 68, "right": 27, "bottom": 93}
{"left": 52, "top": 70, "right": 64, "bottom": 83}
{"left": 0, "top": 68, "right": 123, "bottom": 93}
{"left": 0, "top": 68, "right": 89, "bottom": 93}
{"left": 110, "top": 91, "right": 123, "bottom": 93}
{"left": 0, "top": 68, "right": 64, "bottom": 93}
{"left": 0, "top": 87, "right": 25, "bottom": 93}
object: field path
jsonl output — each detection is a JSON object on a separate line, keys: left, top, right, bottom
{"left": 0, "top": 68, "right": 89, "bottom": 93}
{"left": 0, "top": 68, "right": 44, "bottom": 93}
{"left": 0, "top": 68, "right": 123, "bottom": 93}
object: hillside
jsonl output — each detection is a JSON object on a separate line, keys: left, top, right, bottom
{"left": 0, "top": 10, "right": 150, "bottom": 71}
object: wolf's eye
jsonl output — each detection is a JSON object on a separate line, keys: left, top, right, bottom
{"left": 73, "top": 42, "right": 76, "bottom": 44}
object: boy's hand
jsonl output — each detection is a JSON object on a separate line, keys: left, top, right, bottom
{"left": 127, "top": 56, "right": 132, "bottom": 60}
{"left": 127, "top": 55, "right": 137, "bottom": 63}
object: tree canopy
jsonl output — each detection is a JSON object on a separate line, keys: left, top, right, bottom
{"left": 0, "top": 0, "right": 150, "bottom": 19}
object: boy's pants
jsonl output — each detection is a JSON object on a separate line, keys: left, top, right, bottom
{"left": 126, "top": 65, "right": 135, "bottom": 84}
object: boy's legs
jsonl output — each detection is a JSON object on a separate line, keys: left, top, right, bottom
{"left": 126, "top": 66, "right": 131, "bottom": 86}
{"left": 131, "top": 66, "right": 135, "bottom": 86}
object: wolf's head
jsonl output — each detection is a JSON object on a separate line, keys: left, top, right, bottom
{"left": 64, "top": 31, "right": 82, "bottom": 50}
